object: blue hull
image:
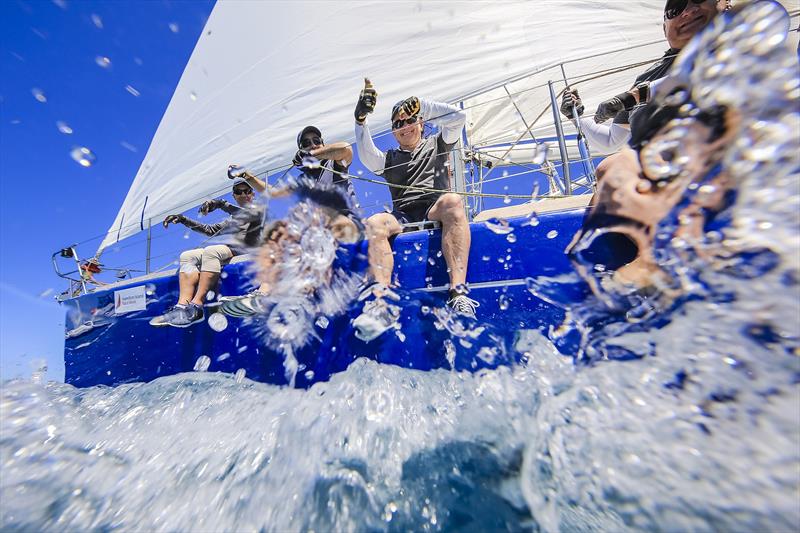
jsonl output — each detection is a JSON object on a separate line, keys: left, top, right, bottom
{"left": 63, "top": 206, "right": 586, "bottom": 387}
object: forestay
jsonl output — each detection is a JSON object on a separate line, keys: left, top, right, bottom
{"left": 98, "top": 0, "right": 669, "bottom": 253}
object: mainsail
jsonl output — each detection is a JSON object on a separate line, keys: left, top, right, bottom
{"left": 98, "top": 0, "right": 672, "bottom": 253}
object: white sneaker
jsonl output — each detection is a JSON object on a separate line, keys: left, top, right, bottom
{"left": 446, "top": 294, "right": 479, "bottom": 319}
{"left": 352, "top": 284, "right": 400, "bottom": 342}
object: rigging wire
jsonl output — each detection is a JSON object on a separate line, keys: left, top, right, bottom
{"left": 70, "top": 52, "right": 662, "bottom": 251}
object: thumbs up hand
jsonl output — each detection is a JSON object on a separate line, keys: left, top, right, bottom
{"left": 354, "top": 78, "right": 377, "bottom": 124}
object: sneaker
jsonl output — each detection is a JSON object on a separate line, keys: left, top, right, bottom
{"left": 149, "top": 304, "right": 204, "bottom": 328}
{"left": 447, "top": 294, "right": 479, "bottom": 319}
{"left": 219, "top": 292, "right": 268, "bottom": 318}
{"left": 352, "top": 284, "right": 401, "bottom": 342}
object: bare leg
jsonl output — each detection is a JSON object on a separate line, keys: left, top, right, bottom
{"left": 191, "top": 271, "right": 221, "bottom": 306}
{"left": 178, "top": 272, "right": 199, "bottom": 305}
{"left": 365, "top": 213, "right": 403, "bottom": 286}
{"left": 427, "top": 193, "right": 471, "bottom": 289}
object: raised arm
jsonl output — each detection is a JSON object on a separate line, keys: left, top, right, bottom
{"left": 420, "top": 99, "right": 466, "bottom": 145}
{"left": 576, "top": 117, "right": 631, "bottom": 153}
{"left": 354, "top": 120, "right": 387, "bottom": 175}
{"left": 163, "top": 214, "right": 226, "bottom": 236}
{"left": 308, "top": 141, "right": 353, "bottom": 166}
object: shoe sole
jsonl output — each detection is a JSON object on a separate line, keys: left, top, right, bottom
{"left": 165, "top": 316, "right": 205, "bottom": 328}
{"left": 220, "top": 301, "right": 257, "bottom": 318}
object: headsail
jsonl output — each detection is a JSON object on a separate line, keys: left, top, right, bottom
{"left": 98, "top": 0, "right": 670, "bottom": 253}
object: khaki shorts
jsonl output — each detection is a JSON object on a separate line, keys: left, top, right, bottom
{"left": 179, "top": 245, "right": 233, "bottom": 274}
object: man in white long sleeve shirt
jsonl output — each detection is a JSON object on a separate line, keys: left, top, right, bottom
{"left": 352, "top": 79, "right": 478, "bottom": 321}
{"left": 560, "top": 0, "right": 725, "bottom": 154}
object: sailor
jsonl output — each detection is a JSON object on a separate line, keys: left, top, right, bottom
{"left": 293, "top": 125, "right": 356, "bottom": 202}
{"left": 352, "top": 78, "right": 478, "bottom": 325}
{"left": 149, "top": 176, "right": 265, "bottom": 328}
{"left": 559, "top": 0, "right": 727, "bottom": 154}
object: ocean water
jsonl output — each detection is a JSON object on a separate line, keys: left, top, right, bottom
{"left": 3, "top": 2, "right": 799, "bottom": 531}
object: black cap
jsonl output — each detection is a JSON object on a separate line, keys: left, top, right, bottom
{"left": 297, "top": 126, "right": 322, "bottom": 148}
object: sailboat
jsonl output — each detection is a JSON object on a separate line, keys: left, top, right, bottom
{"left": 55, "top": 1, "right": 800, "bottom": 387}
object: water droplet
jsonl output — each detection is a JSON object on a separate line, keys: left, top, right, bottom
{"left": 56, "top": 120, "right": 73, "bottom": 134}
{"left": 168, "top": 22, "right": 180, "bottom": 33}
{"left": 546, "top": 230, "right": 558, "bottom": 239}
{"left": 498, "top": 294, "right": 510, "bottom": 310}
{"left": 125, "top": 85, "right": 140, "bottom": 97}
{"left": 208, "top": 313, "right": 228, "bottom": 332}
{"left": 235, "top": 368, "right": 247, "bottom": 383}
{"left": 315, "top": 316, "right": 329, "bottom": 329}
{"left": 503, "top": 195, "right": 511, "bottom": 204}
{"left": 427, "top": 257, "right": 436, "bottom": 266}
{"left": 216, "top": 352, "right": 231, "bottom": 362}
{"left": 95, "top": 55, "right": 111, "bottom": 68}
{"left": 303, "top": 370, "right": 314, "bottom": 380}
{"left": 183, "top": 231, "right": 190, "bottom": 239}
{"left": 420, "top": 305, "right": 431, "bottom": 315}
{"left": 31, "top": 88, "right": 47, "bottom": 103}
{"left": 69, "top": 146, "right": 96, "bottom": 167}
{"left": 413, "top": 242, "right": 422, "bottom": 251}
{"left": 120, "top": 141, "right": 137, "bottom": 152}
{"left": 189, "top": 91, "right": 197, "bottom": 101}
{"left": 524, "top": 211, "right": 539, "bottom": 226}
{"left": 482, "top": 255, "right": 490, "bottom": 261}
{"left": 91, "top": 14, "right": 103, "bottom": 29}
{"left": 436, "top": 251, "right": 443, "bottom": 258}
{"left": 301, "top": 155, "right": 321, "bottom": 169}
{"left": 193, "top": 355, "right": 211, "bottom": 372}
{"left": 506, "top": 233, "right": 517, "bottom": 243}
{"left": 484, "top": 218, "right": 513, "bottom": 234}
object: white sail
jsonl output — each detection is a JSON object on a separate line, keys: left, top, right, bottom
{"left": 98, "top": 0, "right": 677, "bottom": 253}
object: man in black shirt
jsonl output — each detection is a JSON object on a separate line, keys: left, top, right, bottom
{"left": 293, "top": 125, "right": 356, "bottom": 202}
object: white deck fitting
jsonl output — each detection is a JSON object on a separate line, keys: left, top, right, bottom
{"left": 473, "top": 194, "right": 593, "bottom": 221}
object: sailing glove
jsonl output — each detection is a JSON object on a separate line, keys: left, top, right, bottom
{"left": 560, "top": 89, "right": 584, "bottom": 120}
{"left": 199, "top": 199, "right": 226, "bottom": 215}
{"left": 398, "top": 96, "right": 420, "bottom": 119}
{"left": 292, "top": 149, "right": 311, "bottom": 167}
{"left": 593, "top": 91, "right": 637, "bottom": 124}
{"left": 163, "top": 214, "right": 186, "bottom": 228}
{"left": 354, "top": 78, "right": 377, "bottom": 124}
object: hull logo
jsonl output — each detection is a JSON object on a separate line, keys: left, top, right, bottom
{"left": 114, "top": 286, "right": 147, "bottom": 315}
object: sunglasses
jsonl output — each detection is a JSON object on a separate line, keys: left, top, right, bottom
{"left": 392, "top": 115, "right": 419, "bottom": 130}
{"left": 233, "top": 188, "right": 253, "bottom": 195}
{"left": 664, "top": 0, "right": 707, "bottom": 20}
{"left": 300, "top": 136, "right": 322, "bottom": 149}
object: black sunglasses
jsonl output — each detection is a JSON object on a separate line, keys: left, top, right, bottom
{"left": 300, "top": 136, "right": 322, "bottom": 149}
{"left": 665, "top": 0, "right": 706, "bottom": 20}
{"left": 392, "top": 115, "right": 419, "bottom": 130}
{"left": 233, "top": 187, "right": 253, "bottom": 195}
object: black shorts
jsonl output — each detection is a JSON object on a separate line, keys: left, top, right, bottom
{"left": 391, "top": 200, "right": 436, "bottom": 224}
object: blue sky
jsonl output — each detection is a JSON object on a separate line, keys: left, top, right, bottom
{"left": 0, "top": 0, "right": 216, "bottom": 381}
{"left": 0, "top": 0, "right": 552, "bottom": 383}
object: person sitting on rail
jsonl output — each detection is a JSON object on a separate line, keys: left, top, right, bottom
{"left": 352, "top": 78, "right": 477, "bottom": 325}
{"left": 215, "top": 127, "right": 361, "bottom": 318}
{"left": 559, "top": 0, "right": 728, "bottom": 154}
{"left": 149, "top": 174, "right": 266, "bottom": 328}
